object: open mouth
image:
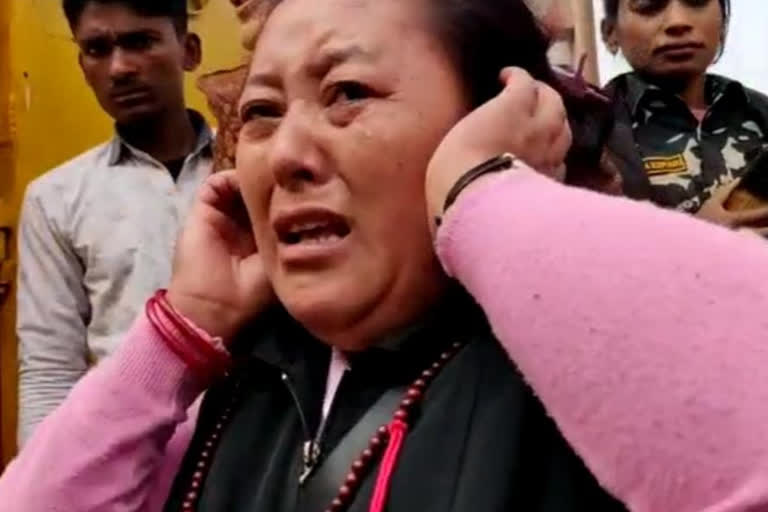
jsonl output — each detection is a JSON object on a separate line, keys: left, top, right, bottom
{"left": 274, "top": 210, "right": 351, "bottom": 246}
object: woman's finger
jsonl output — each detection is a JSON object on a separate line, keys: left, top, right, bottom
{"left": 499, "top": 66, "right": 536, "bottom": 87}
{"left": 198, "top": 170, "right": 254, "bottom": 236}
{"left": 548, "top": 122, "right": 573, "bottom": 173}
{"left": 199, "top": 169, "right": 241, "bottom": 208}
{"left": 498, "top": 67, "right": 538, "bottom": 118}
{"left": 710, "top": 177, "right": 741, "bottom": 204}
{"left": 537, "top": 84, "right": 570, "bottom": 162}
{"left": 537, "top": 82, "right": 569, "bottom": 124}
{"left": 520, "top": 83, "right": 570, "bottom": 169}
{"left": 732, "top": 205, "right": 768, "bottom": 226}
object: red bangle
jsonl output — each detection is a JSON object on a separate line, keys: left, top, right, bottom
{"left": 145, "top": 290, "right": 231, "bottom": 380}
{"left": 146, "top": 295, "right": 213, "bottom": 378}
{"left": 154, "top": 291, "right": 230, "bottom": 366}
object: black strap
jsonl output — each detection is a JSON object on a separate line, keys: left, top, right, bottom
{"left": 442, "top": 153, "right": 517, "bottom": 213}
{"left": 297, "top": 386, "right": 406, "bottom": 511}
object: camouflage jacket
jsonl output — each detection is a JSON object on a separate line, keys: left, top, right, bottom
{"left": 605, "top": 72, "right": 768, "bottom": 212}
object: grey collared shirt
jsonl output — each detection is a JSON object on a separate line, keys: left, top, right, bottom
{"left": 16, "top": 116, "right": 213, "bottom": 445}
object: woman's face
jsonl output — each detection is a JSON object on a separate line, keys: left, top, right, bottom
{"left": 236, "top": 0, "right": 469, "bottom": 348}
{"left": 604, "top": 0, "right": 723, "bottom": 79}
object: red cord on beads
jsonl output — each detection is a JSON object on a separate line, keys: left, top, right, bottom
{"left": 369, "top": 419, "right": 409, "bottom": 512}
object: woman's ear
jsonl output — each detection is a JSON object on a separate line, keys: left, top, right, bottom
{"left": 601, "top": 18, "right": 620, "bottom": 55}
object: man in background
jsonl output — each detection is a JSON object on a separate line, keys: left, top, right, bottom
{"left": 16, "top": 0, "right": 212, "bottom": 444}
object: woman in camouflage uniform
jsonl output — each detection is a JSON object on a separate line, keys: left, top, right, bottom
{"left": 602, "top": 0, "right": 768, "bottom": 232}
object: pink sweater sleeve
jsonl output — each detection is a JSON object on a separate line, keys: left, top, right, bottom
{"left": 436, "top": 168, "right": 768, "bottom": 512}
{"left": 0, "top": 313, "right": 204, "bottom": 511}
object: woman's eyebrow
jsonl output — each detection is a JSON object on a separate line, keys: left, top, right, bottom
{"left": 244, "top": 71, "right": 283, "bottom": 91}
{"left": 306, "top": 45, "right": 377, "bottom": 78}
{"left": 244, "top": 45, "right": 377, "bottom": 91}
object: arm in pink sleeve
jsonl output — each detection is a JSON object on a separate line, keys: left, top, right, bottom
{"left": 436, "top": 168, "right": 768, "bottom": 512}
{"left": 0, "top": 313, "right": 206, "bottom": 512}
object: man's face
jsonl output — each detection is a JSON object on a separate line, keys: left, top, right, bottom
{"left": 73, "top": 3, "right": 201, "bottom": 124}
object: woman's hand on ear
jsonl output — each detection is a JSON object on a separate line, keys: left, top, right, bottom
{"left": 426, "top": 67, "right": 572, "bottom": 228}
{"left": 167, "top": 170, "right": 274, "bottom": 343}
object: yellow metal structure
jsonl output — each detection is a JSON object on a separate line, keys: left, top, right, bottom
{"left": 0, "top": 0, "right": 243, "bottom": 467}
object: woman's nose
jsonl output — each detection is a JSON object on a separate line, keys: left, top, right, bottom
{"left": 663, "top": 0, "right": 695, "bottom": 37}
{"left": 268, "top": 102, "right": 331, "bottom": 193}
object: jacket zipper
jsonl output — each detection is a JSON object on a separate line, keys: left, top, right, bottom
{"left": 281, "top": 371, "right": 322, "bottom": 485}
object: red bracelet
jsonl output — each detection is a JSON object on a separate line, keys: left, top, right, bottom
{"left": 153, "top": 291, "right": 231, "bottom": 366}
{"left": 146, "top": 294, "right": 215, "bottom": 379}
{"left": 145, "top": 290, "right": 232, "bottom": 380}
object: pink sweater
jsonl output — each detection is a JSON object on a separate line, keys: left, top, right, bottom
{"left": 3, "top": 168, "right": 768, "bottom": 512}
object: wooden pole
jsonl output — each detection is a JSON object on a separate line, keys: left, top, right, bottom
{"left": 570, "top": 0, "right": 600, "bottom": 84}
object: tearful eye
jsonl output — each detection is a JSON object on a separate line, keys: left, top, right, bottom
{"left": 241, "top": 102, "right": 284, "bottom": 123}
{"left": 329, "top": 81, "right": 373, "bottom": 104}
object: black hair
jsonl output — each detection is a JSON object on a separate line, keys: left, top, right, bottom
{"left": 62, "top": 0, "right": 189, "bottom": 34}
{"left": 603, "top": 0, "right": 731, "bottom": 49}
{"left": 428, "top": 0, "right": 614, "bottom": 187}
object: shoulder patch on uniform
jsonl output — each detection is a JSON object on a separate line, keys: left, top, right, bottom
{"left": 643, "top": 154, "right": 688, "bottom": 176}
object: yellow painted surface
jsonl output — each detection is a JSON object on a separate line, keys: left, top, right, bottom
{"left": 0, "top": 0, "right": 15, "bottom": 469}
{"left": 0, "top": 0, "right": 244, "bottom": 467}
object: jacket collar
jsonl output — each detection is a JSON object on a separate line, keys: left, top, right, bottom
{"left": 615, "top": 72, "right": 749, "bottom": 120}
{"left": 231, "top": 287, "right": 488, "bottom": 376}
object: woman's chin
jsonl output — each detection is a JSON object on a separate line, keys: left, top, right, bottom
{"left": 271, "top": 263, "right": 444, "bottom": 349}
{"left": 277, "top": 285, "right": 376, "bottom": 347}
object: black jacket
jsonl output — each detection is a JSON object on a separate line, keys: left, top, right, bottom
{"left": 165, "top": 299, "right": 625, "bottom": 512}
